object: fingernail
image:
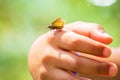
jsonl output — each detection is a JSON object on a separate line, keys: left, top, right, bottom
{"left": 103, "top": 48, "right": 111, "bottom": 57}
{"left": 109, "top": 64, "right": 118, "bottom": 76}
{"left": 103, "top": 33, "right": 113, "bottom": 44}
{"left": 103, "top": 33, "right": 112, "bottom": 38}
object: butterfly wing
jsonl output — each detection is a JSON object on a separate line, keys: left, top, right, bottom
{"left": 51, "top": 18, "right": 64, "bottom": 29}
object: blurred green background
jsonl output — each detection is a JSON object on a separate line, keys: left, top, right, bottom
{"left": 0, "top": 0, "right": 120, "bottom": 80}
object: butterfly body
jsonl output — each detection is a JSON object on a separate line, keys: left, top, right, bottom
{"left": 48, "top": 26, "right": 64, "bottom": 29}
{"left": 48, "top": 18, "right": 64, "bottom": 29}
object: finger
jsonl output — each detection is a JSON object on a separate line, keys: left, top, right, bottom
{"left": 51, "top": 68, "right": 91, "bottom": 80}
{"left": 49, "top": 30, "right": 111, "bottom": 57}
{"left": 54, "top": 50, "right": 118, "bottom": 77}
{"left": 41, "top": 55, "right": 91, "bottom": 80}
{"left": 64, "top": 22, "right": 112, "bottom": 44}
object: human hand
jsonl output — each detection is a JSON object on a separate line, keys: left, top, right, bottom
{"left": 28, "top": 22, "right": 118, "bottom": 80}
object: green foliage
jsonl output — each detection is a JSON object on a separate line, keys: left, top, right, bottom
{"left": 0, "top": 0, "right": 120, "bottom": 80}
{"left": 0, "top": 54, "right": 32, "bottom": 80}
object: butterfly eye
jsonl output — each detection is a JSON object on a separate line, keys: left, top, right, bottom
{"left": 48, "top": 18, "right": 65, "bottom": 29}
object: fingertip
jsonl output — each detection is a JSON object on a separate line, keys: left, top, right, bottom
{"left": 91, "top": 31, "right": 113, "bottom": 44}
{"left": 103, "top": 47, "right": 112, "bottom": 58}
{"left": 109, "top": 63, "right": 118, "bottom": 77}
{"left": 102, "top": 33, "right": 113, "bottom": 44}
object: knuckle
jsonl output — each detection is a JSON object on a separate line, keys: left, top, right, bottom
{"left": 96, "top": 25, "right": 104, "bottom": 30}
{"left": 92, "top": 23, "right": 104, "bottom": 31}
{"left": 41, "top": 49, "right": 58, "bottom": 66}
{"left": 70, "top": 37, "right": 80, "bottom": 50}
{"left": 42, "top": 54, "right": 54, "bottom": 65}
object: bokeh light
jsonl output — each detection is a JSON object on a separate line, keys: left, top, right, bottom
{"left": 87, "top": 0, "right": 117, "bottom": 6}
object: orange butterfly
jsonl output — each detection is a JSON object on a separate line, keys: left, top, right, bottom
{"left": 48, "top": 17, "right": 64, "bottom": 29}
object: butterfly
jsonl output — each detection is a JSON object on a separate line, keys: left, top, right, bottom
{"left": 48, "top": 17, "right": 64, "bottom": 29}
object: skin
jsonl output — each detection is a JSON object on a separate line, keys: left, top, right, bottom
{"left": 77, "top": 47, "right": 120, "bottom": 80}
{"left": 28, "top": 22, "right": 118, "bottom": 80}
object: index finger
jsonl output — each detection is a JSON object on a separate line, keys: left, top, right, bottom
{"left": 48, "top": 30, "right": 111, "bottom": 57}
{"left": 64, "top": 22, "right": 112, "bottom": 44}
